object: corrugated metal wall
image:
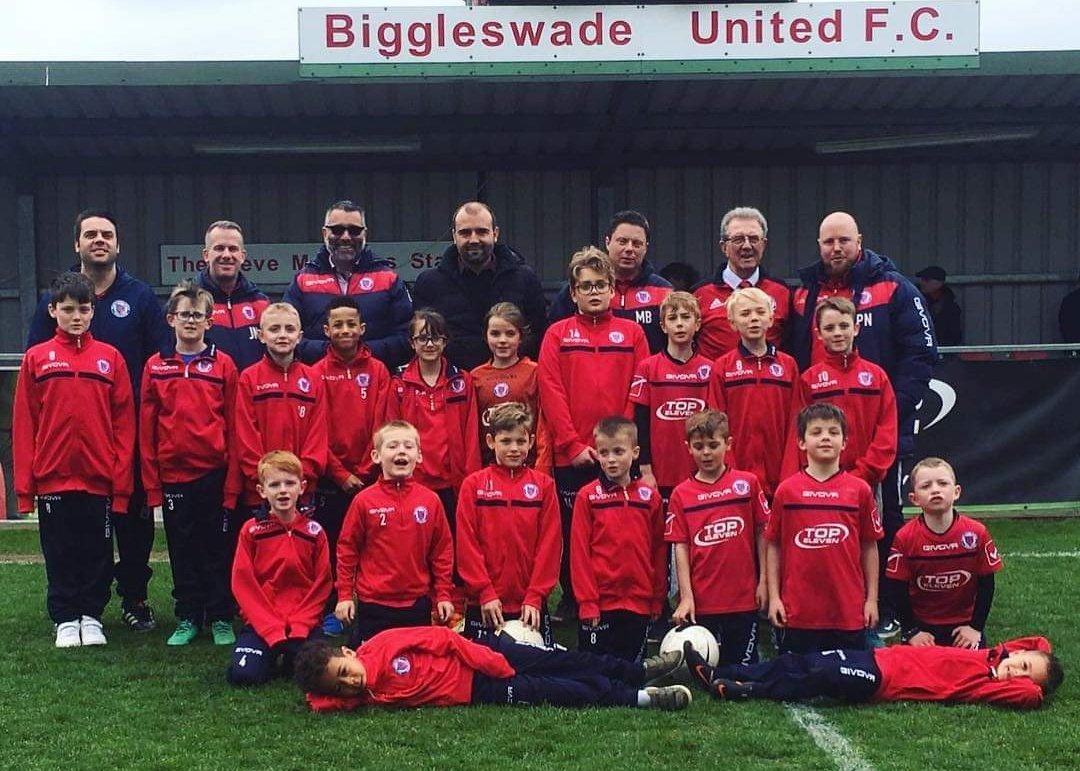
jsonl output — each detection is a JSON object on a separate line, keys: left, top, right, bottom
{"left": 614, "top": 162, "right": 1080, "bottom": 345}
{"left": 10, "top": 160, "right": 1080, "bottom": 348}
{"left": 0, "top": 176, "right": 21, "bottom": 352}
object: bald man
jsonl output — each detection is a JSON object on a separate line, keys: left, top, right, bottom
{"left": 412, "top": 202, "right": 548, "bottom": 370}
{"left": 789, "top": 211, "right": 939, "bottom": 640}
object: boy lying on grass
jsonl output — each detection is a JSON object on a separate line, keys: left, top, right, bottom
{"left": 683, "top": 636, "right": 1062, "bottom": 710}
{"left": 295, "top": 625, "right": 689, "bottom": 712}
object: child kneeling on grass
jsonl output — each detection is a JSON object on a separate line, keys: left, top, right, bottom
{"left": 295, "top": 625, "right": 689, "bottom": 712}
{"left": 683, "top": 635, "right": 1062, "bottom": 710}
{"left": 228, "top": 451, "right": 331, "bottom": 686}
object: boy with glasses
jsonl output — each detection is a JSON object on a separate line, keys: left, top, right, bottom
{"left": 538, "top": 247, "right": 649, "bottom": 620}
{"left": 141, "top": 281, "right": 239, "bottom": 646}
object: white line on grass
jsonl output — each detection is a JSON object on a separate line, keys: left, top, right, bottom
{"left": 786, "top": 703, "right": 875, "bottom": 771}
{"left": 1006, "top": 551, "right": 1080, "bottom": 558}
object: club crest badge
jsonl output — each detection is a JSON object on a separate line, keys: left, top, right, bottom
{"left": 391, "top": 656, "right": 411, "bottom": 675}
{"left": 523, "top": 483, "right": 539, "bottom": 500}
{"left": 697, "top": 364, "right": 712, "bottom": 380}
{"left": 638, "top": 486, "right": 653, "bottom": 502}
{"left": 196, "top": 360, "right": 213, "bottom": 374}
{"left": 960, "top": 531, "right": 978, "bottom": 550}
{"left": 413, "top": 506, "right": 429, "bottom": 524}
{"left": 608, "top": 330, "right": 625, "bottom": 344}
{"left": 635, "top": 290, "right": 651, "bottom": 304}
{"left": 769, "top": 363, "right": 784, "bottom": 377}
{"left": 242, "top": 305, "right": 256, "bottom": 321}
{"left": 450, "top": 377, "right": 466, "bottom": 394}
{"left": 307, "top": 520, "right": 322, "bottom": 536}
{"left": 857, "top": 371, "right": 873, "bottom": 387}
{"left": 359, "top": 277, "right": 375, "bottom": 291}
{"left": 859, "top": 290, "right": 873, "bottom": 306}
{"left": 356, "top": 373, "right": 370, "bottom": 387}
{"left": 97, "top": 359, "right": 111, "bottom": 375}
{"left": 493, "top": 382, "right": 510, "bottom": 398}
{"left": 732, "top": 479, "right": 750, "bottom": 496}
{"left": 297, "top": 377, "right": 311, "bottom": 394}
{"left": 110, "top": 300, "right": 131, "bottom": 318}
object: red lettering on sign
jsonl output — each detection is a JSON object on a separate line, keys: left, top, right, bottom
{"left": 326, "top": 14, "right": 355, "bottom": 48}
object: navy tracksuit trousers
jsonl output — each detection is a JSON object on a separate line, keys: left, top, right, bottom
{"left": 471, "top": 635, "right": 642, "bottom": 707}
{"left": 38, "top": 492, "right": 113, "bottom": 624}
{"left": 716, "top": 648, "right": 882, "bottom": 702}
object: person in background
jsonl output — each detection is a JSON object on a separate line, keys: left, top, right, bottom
{"left": 915, "top": 266, "right": 962, "bottom": 346}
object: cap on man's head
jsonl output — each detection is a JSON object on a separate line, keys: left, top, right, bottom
{"left": 915, "top": 266, "right": 947, "bottom": 282}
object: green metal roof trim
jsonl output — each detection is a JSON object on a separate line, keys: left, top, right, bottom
{"left": 2, "top": 50, "right": 1080, "bottom": 86}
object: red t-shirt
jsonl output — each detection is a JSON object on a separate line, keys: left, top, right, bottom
{"left": 470, "top": 357, "right": 551, "bottom": 473}
{"left": 886, "top": 513, "right": 1003, "bottom": 627}
{"left": 766, "top": 470, "right": 883, "bottom": 630}
{"left": 665, "top": 469, "right": 769, "bottom": 614}
{"left": 629, "top": 350, "right": 714, "bottom": 489}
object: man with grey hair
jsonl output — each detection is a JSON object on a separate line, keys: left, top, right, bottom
{"left": 197, "top": 220, "right": 270, "bottom": 371}
{"left": 693, "top": 206, "right": 792, "bottom": 358}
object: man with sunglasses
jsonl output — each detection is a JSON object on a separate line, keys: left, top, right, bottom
{"left": 284, "top": 200, "right": 412, "bottom": 368}
{"left": 693, "top": 206, "right": 792, "bottom": 359}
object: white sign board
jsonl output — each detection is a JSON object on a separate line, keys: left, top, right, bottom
{"left": 299, "top": 2, "right": 979, "bottom": 65}
{"left": 159, "top": 241, "right": 451, "bottom": 285}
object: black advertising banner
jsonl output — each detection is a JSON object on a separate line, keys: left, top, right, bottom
{"left": 913, "top": 357, "right": 1080, "bottom": 506}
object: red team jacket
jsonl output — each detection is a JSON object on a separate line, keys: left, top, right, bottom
{"left": 666, "top": 469, "right": 770, "bottom": 615}
{"left": 336, "top": 477, "right": 454, "bottom": 608}
{"left": 231, "top": 512, "right": 331, "bottom": 646}
{"left": 538, "top": 312, "right": 648, "bottom": 467}
{"left": 886, "top": 513, "right": 1003, "bottom": 627}
{"left": 470, "top": 357, "right": 552, "bottom": 474}
{"left": 782, "top": 350, "right": 898, "bottom": 485}
{"left": 693, "top": 275, "right": 791, "bottom": 360}
{"left": 311, "top": 345, "right": 390, "bottom": 487}
{"left": 570, "top": 478, "right": 667, "bottom": 621}
{"left": 710, "top": 344, "right": 799, "bottom": 498}
{"left": 14, "top": 330, "right": 135, "bottom": 513}
{"left": 139, "top": 345, "right": 238, "bottom": 507}
{"left": 629, "top": 350, "right": 714, "bottom": 490}
{"left": 766, "top": 470, "right": 884, "bottom": 631}
{"left": 306, "top": 626, "right": 516, "bottom": 712}
{"left": 873, "top": 636, "right": 1051, "bottom": 709}
{"left": 390, "top": 359, "right": 481, "bottom": 491}
{"left": 227, "top": 355, "right": 328, "bottom": 508}
{"left": 455, "top": 465, "right": 562, "bottom": 612}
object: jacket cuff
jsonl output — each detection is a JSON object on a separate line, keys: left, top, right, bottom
{"left": 145, "top": 489, "right": 163, "bottom": 508}
{"left": 479, "top": 587, "right": 499, "bottom": 607}
{"left": 111, "top": 495, "right": 130, "bottom": 515}
{"left": 17, "top": 494, "right": 34, "bottom": 514}
{"left": 578, "top": 602, "right": 600, "bottom": 621}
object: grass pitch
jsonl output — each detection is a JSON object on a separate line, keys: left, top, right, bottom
{"left": 0, "top": 519, "right": 1076, "bottom": 771}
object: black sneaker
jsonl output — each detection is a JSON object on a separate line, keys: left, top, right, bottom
{"left": 644, "top": 685, "right": 692, "bottom": 711}
{"left": 710, "top": 677, "right": 754, "bottom": 700}
{"left": 121, "top": 602, "right": 157, "bottom": 633}
{"left": 642, "top": 648, "right": 683, "bottom": 684}
{"left": 683, "top": 641, "right": 717, "bottom": 692}
{"left": 874, "top": 618, "right": 901, "bottom": 639}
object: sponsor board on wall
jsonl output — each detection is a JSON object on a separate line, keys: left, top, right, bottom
{"left": 159, "top": 241, "right": 451, "bottom": 285}
{"left": 912, "top": 357, "right": 1080, "bottom": 507}
{"left": 299, "top": 2, "right": 980, "bottom": 76}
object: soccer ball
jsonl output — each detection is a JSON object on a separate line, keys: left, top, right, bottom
{"left": 496, "top": 619, "right": 545, "bottom": 647}
{"left": 660, "top": 624, "right": 720, "bottom": 683}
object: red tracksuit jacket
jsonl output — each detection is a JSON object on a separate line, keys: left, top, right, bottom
{"left": 139, "top": 344, "right": 238, "bottom": 507}
{"left": 227, "top": 355, "right": 328, "bottom": 508}
{"left": 693, "top": 275, "right": 792, "bottom": 360}
{"left": 231, "top": 512, "right": 332, "bottom": 646}
{"left": 874, "top": 636, "right": 1051, "bottom": 709}
{"left": 570, "top": 477, "right": 667, "bottom": 621}
{"left": 782, "top": 349, "right": 898, "bottom": 486}
{"left": 306, "top": 626, "right": 517, "bottom": 711}
{"left": 336, "top": 477, "right": 454, "bottom": 607}
{"left": 311, "top": 345, "right": 390, "bottom": 487}
{"left": 13, "top": 330, "right": 135, "bottom": 513}
{"left": 537, "top": 311, "right": 648, "bottom": 468}
{"left": 710, "top": 344, "right": 799, "bottom": 498}
{"left": 455, "top": 465, "right": 562, "bottom": 612}
{"left": 389, "top": 358, "right": 481, "bottom": 491}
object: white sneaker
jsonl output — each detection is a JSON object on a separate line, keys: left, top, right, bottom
{"left": 55, "top": 621, "right": 82, "bottom": 648}
{"left": 80, "top": 616, "right": 107, "bottom": 646}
